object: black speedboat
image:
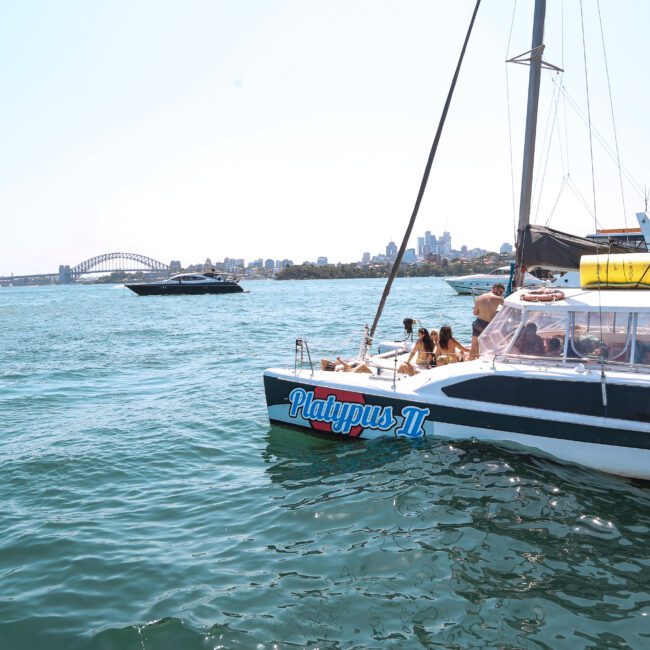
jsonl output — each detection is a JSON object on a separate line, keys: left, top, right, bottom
{"left": 125, "top": 272, "right": 244, "bottom": 296}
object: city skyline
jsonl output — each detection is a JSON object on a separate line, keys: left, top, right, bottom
{"left": 0, "top": 222, "right": 513, "bottom": 279}
{"left": 1, "top": 2, "right": 648, "bottom": 275}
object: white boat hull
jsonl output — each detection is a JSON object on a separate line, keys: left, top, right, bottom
{"left": 445, "top": 274, "right": 544, "bottom": 295}
{"left": 264, "top": 360, "right": 650, "bottom": 480}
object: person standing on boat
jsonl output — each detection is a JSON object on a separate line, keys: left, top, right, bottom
{"left": 470, "top": 283, "right": 505, "bottom": 359}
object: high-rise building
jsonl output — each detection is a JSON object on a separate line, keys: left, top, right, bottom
{"left": 317, "top": 256, "right": 328, "bottom": 266}
{"left": 440, "top": 231, "right": 452, "bottom": 256}
{"left": 224, "top": 257, "right": 245, "bottom": 272}
{"left": 386, "top": 241, "right": 398, "bottom": 262}
{"left": 58, "top": 264, "right": 72, "bottom": 284}
{"left": 417, "top": 237, "right": 425, "bottom": 259}
{"left": 403, "top": 248, "right": 416, "bottom": 264}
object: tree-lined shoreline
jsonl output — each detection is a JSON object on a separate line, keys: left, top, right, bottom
{"left": 275, "top": 255, "right": 513, "bottom": 280}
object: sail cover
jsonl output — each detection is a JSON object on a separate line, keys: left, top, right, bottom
{"left": 520, "top": 224, "right": 634, "bottom": 271}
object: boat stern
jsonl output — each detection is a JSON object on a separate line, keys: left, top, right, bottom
{"left": 263, "top": 367, "right": 434, "bottom": 440}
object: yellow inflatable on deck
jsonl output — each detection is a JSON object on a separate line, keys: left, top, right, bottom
{"left": 580, "top": 253, "right": 650, "bottom": 289}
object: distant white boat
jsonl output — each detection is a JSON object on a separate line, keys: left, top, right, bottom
{"left": 448, "top": 212, "right": 650, "bottom": 295}
{"left": 550, "top": 212, "right": 650, "bottom": 289}
{"left": 445, "top": 266, "right": 543, "bottom": 295}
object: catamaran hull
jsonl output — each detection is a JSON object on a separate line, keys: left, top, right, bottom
{"left": 264, "top": 370, "right": 650, "bottom": 480}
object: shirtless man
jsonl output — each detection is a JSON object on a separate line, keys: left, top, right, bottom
{"left": 470, "top": 283, "right": 505, "bottom": 359}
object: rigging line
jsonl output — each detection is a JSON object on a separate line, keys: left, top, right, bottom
{"left": 596, "top": 0, "right": 628, "bottom": 229}
{"left": 560, "top": 0, "right": 571, "bottom": 178}
{"left": 505, "top": 0, "right": 519, "bottom": 242}
{"left": 368, "top": 0, "right": 482, "bottom": 341}
{"left": 555, "top": 80, "right": 568, "bottom": 177}
{"left": 551, "top": 79, "right": 645, "bottom": 198}
{"left": 565, "top": 176, "right": 598, "bottom": 223}
{"left": 544, "top": 175, "right": 569, "bottom": 227}
{"left": 633, "top": 263, "right": 650, "bottom": 290}
{"left": 579, "top": 2, "right": 598, "bottom": 236}
{"left": 561, "top": 81, "right": 571, "bottom": 176}
{"left": 580, "top": 0, "right": 606, "bottom": 376}
{"left": 533, "top": 70, "right": 563, "bottom": 224}
{"left": 530, "top": 71, "right": 557, "bottom": 219}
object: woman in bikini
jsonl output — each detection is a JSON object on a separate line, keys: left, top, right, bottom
{"left": 437, "top": 325, "right": 469, "bottom": 363}
{"left": 398, "top": 327, "right": 436, "bottom": 376}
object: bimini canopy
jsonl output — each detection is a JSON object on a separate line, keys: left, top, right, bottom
{"left": 520, "top": 224, "right": 633, "bottom": 272}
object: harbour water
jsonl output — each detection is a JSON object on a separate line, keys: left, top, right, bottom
{"left": 2, "top": 278, "right": 649, "bottom": 649}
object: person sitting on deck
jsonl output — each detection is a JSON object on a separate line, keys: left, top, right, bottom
{"left": 398, "top": 328, "right": 436, "bottom": 376}
{"left": 514, "top": 322, "right": 545, "bottom": 356}
{"left": 320, "top": 357, "right": 372, "bottom": 373}
{"left": 545, "top": 337, "right": 562, "bottom": 357}
{"left": 575, "top": 336, "right": 609, "bottom": 359}
{"left": 437, "top": 325, "right": 469, "bottom": 363}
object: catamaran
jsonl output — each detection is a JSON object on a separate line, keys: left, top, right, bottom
{"left": 263, "top": 0, "right": 650, "bottom": 479}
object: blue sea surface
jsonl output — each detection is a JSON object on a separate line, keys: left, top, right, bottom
{"left": 1, "top": 278, "right": 649, "bottom": 649}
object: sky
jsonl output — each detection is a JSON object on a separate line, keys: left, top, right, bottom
{"left": 1, "top": 0, "right": 649, "bottom": 275}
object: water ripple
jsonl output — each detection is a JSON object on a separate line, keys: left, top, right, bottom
{"left": 2, "top": 281, "right": 650, "bottom": 649}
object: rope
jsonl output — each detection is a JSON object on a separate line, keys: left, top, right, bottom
{"left": 560, "top": 1, "right": 571, "bottom": 181}
{"left": 579, "top": 1, "right": 598, "bottom": 235}
{"left": 533, "top": 70, "right": 563, "bottom": 224}
{"left": 633, "top": 263, "right": 650, "bottom": 290}
{"left": 544, "top": 175, "right": 569, "bottom": 226}
{"left": 596, "top": 0, "right": 629, "bottom": 232}
{"left": 505, "top": 0, "right": 519, "bottom": 244}
{"left": 551, "top": 79, "right": 645, "bottom": 199}
{"left": 565, "top": 175, "right": 598, "bottom": 223}
{"left": 580, "top": 0, "right": 607, "bottom": 412}
{"left": 368, "top": 0, "right": 482, "bottom": 342}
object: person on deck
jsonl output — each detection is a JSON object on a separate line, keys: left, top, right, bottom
{"left": 545, "top": 337, "right": 562, "bottom": 357}
{"left": 320, "top": 357, "right": 372, "bottom": 373}
{"left": 398, "top": 328, "right": 436, "bottom": 376}
{"left": 437, "top": 325, "right": 470, "bottom": 363}
{"left": 470, "top": 283, "right": 505, "bottom": 359}
{"left": 514, "top": 322, "right": 545, "bottom": 356}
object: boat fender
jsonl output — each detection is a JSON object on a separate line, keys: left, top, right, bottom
{"left": 521, "top": 288, "right": 565, "bottom": 302}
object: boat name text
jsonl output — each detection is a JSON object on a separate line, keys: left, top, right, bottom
{"left": 288, "top": 388, "right": 429, "bottom": 437}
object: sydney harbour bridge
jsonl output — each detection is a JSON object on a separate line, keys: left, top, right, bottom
{"left": 0, "top": 252, "right": 173, "bottom": 286}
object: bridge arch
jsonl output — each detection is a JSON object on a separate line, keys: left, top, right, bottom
{"left": 70, "top": 252, "right": 170, "bottom": 280}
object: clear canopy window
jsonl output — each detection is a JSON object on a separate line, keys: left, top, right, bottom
{"left": 479, "top": 306, "right": 646, "bottom": 365}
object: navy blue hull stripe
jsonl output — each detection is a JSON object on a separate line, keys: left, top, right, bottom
{"left": 442, "top": 375, "right": 650, "bottom": 423}
{"left": 264, "top": 375, "right": 650, "bottom": 449}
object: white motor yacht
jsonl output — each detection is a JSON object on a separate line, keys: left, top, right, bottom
{"left": 445, "top": 266, "right": 543, "bottom": 295}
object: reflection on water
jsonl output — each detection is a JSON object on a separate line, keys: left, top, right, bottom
{"left": 4, "top": 281, "right": 650, "bottom": 649}
{"left": 263, "top": 426, "right": 416, "bottom": 488}
{"left": 258, "top": 425, "right": 650, "bottom": 648}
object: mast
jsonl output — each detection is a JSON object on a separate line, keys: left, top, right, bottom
{"left": 513, "top": 0, "right": 546, "bottom": 288}
{"left": 365, "top": 0, "right": 482, "bottom": 351}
